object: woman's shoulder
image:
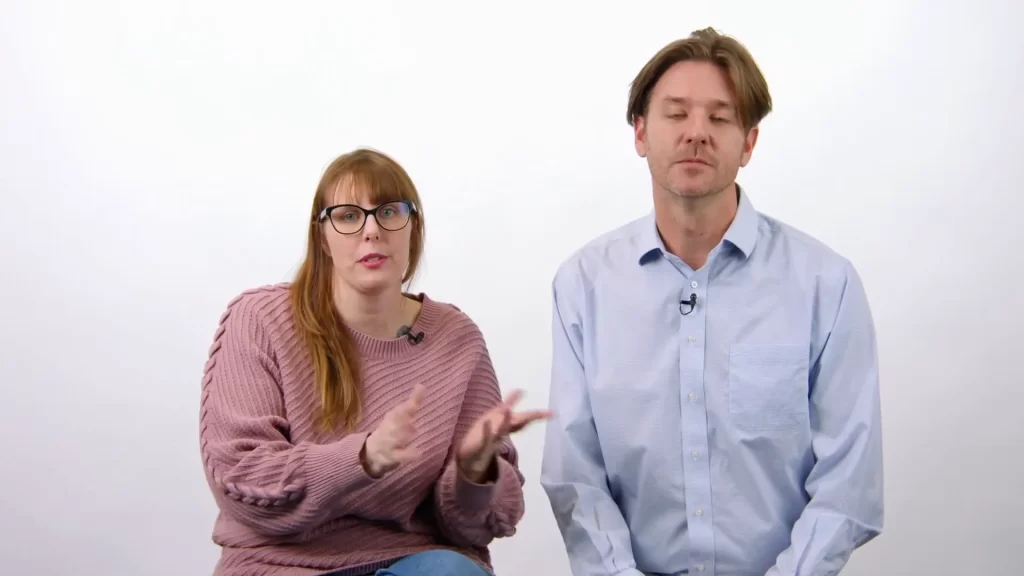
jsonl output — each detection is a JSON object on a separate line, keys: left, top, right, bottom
{"left": 220, "top": 282, "right": 293, "bottom": 316}
{"left": 416, "top": 293, "right": 487, "bottom": 345}
{"left": 223, "top": 282, "right": 293, "bottom": 310}
{"left": 215, "top": 282, "right": 295, "bottom": 337}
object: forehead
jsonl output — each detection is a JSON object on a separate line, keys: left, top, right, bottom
{"left": 651, "top": 60, "right": 737, "bottom": 108}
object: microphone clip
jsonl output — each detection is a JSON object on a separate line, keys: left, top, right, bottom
{"left": 679, "top": 293, "right": 698, "bottom": 316}
{"left": 397, "top": 325, "right": 425, "bottom": 345}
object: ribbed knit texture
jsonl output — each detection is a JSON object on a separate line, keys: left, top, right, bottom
{"left": 199, "top": 283, "right": 525, "bottom": 576}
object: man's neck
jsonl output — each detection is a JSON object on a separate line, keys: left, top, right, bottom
{"left": 332, "top": 285, "right": 409, "bottom": 339}
{"left": 654, "top": 183, "right": 739, "bottom": 271}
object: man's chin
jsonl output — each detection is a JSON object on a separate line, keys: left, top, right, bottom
{"left": 666, "top": 184, "right": 716, "bottom": 199}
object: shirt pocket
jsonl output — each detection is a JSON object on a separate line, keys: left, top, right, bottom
{"left": 727, "top": 343, "right": 809, "bottom": 432}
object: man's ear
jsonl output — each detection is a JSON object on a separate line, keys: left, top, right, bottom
{"left": 633, "top": 115, "right": 648, "bottom": 158}
{"left": 739, "top": 125, "right": 759, "bottom": 167}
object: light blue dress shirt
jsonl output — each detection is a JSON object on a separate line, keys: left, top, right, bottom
{"left": 540, "top": 188, "right": 883, "bottom": 576}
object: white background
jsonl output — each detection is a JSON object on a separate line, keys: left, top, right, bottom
{"left": 2, "top": 0, "right": 1022, "bottom": 574}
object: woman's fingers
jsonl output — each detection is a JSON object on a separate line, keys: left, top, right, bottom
{"left": 496, "top": 389, "right": 553, "bottom": 432}
{"left": 495, "top": 404, "right": 513, "bottom": 436}
{"left": 391, "top": 445, "right": 419, "bottom": 464}
{"left": 404, "top": 384, "right": 426, "bottom": 414}
{"left": 508, "top": 409, "right": 554, "bottom": 433}
{"left": 396, "top": 425, "right": 415, "bottom": 447}
{"left": 502, "top": 389, "right": 525, "bottom": 409}
{"left": 482, "top": 418, "right": 494, "bottom": 443}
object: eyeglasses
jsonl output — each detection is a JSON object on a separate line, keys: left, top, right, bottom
{"left": 317, "top": 200, "right": 417, "bottom": 235}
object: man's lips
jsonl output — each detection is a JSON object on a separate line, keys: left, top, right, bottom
{"left": 679, "top": 158, "right": 711, "bottom": 166}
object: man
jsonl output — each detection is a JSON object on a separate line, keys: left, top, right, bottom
{"left": 540, "top": 28, "right": 883, "bottom": 576}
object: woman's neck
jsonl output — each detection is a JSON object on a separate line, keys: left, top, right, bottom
{"left": 332, "top": 284, "right": 415, "bottom": 340}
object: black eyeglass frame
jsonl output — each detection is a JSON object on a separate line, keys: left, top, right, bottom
{"left": 316, "top": 200, "right": 418, "bottom": 235}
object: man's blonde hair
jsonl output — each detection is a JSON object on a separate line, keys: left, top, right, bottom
{"left": 626, "top": 27, "right": 772, "bottom": 131}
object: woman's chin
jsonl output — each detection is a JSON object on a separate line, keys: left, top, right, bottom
{"left": 349, "top": 273, "right": 399, "bottom": 296}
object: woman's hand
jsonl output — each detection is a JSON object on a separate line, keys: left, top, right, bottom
{"left": 362, "top": 384, "right": 425, "bottom": 477}
{"left": 456, "top": 390, "right": 552, "bottom": 483}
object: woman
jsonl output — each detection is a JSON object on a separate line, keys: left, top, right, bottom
{"left": 198, "top": 148, "right": 549, "bottom": 575}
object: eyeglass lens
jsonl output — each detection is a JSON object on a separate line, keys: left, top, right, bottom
{"left": 330, "top": 201, "right": 411, "bottom": 234}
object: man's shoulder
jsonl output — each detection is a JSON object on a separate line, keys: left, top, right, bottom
{"left": 552, "top": 215, "right": 649, "bottom": 291}
{"left": 759, "top": 212, "right": 859, "bottom": 286}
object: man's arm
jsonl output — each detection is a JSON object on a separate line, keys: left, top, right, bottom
{"left": 540, "top": 277, "right": 645, "bottom": 576}
{"left": 766, "top": 262, "right": 884, "bottom": 575}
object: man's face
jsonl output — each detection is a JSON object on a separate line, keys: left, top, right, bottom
{"left": 634, "top": 60, "right": 758, "bottom": 200}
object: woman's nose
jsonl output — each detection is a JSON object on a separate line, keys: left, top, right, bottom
{"left": 362, "top": 214, "right": 381, "bottom": 239}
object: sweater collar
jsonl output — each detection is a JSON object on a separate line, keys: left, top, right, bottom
{"left": 347, "top": 292, "right": 444, "bottom": 359}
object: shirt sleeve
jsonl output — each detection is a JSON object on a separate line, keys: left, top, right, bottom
{"left": 765, "top": 262, "right": 885, "bottom": 575}
{"left": 541, "top": 275, "right": 646, "bottom": 576}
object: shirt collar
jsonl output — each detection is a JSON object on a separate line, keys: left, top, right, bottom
{"left": 636, "top": 184, "right": 759, "bottom": 265}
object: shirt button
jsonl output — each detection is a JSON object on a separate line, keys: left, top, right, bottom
{"left": 696, "top": 564, "right": 705, "bottom": 572}
{"left": 689, "top": 393, "right": 697, "bottom": 401}
{"left": 691, "top": 280, "right": 698, "bottom": 288}
{"left": 695, "top": 508, "right": 704, "bottom": 517}
{"left": 688, "top": 335, "right": 696, "bottom": 342}
{"left": 691, "top": 450, "right": 699, "bottom": 459}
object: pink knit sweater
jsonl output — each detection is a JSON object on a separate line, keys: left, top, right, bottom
{"left": 199, "top": 284, "right": 525, "bottom": 576}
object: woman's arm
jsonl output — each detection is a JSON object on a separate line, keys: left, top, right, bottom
{"left": 432, "top": 340, "right": 526, "bottom": 548}
{"left": 199, "top": 294, "right": 382, "bottom": 537}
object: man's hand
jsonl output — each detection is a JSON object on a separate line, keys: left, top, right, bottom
{"left": 456, "top": 389, "right": 552, "bottom": 483}
{"left": 362, "top": 384, "right": 425, "bottom": 477}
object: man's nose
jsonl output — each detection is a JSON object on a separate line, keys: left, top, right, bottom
{"left": 684, "top": 117, "right": 710, "bottom": 145}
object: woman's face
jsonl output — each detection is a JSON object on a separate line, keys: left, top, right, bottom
{"left": 321, "top": 178, "right": 414, "bottom": 297}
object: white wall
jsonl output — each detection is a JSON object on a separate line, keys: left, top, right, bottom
{"left": 2, "top": 0, "right": 1022, "bottom": 574}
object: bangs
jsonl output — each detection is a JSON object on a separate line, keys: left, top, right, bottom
{"left": 327, "top": 158, "right": 416, "bottom": 208}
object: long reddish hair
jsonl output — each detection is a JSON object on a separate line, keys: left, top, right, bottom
{"left": 291, "top": 148, "right": 425, "bottom": 431}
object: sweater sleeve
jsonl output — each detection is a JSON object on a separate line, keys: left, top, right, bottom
{"left": 198, "top": 293, "right": 380, "bottom": 538}
{"left": 433, "top": 338, "right": 526, "bottom": 548}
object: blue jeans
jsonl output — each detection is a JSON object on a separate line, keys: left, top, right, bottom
{"left": 374, "top": 550, "right": 491, "bottom": 576}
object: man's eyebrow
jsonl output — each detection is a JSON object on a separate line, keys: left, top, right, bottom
{"left": 661, "top": 96, "right": 735, "bottom": 111}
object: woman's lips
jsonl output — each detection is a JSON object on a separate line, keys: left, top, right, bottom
{"left": 359, "top": 253, "right": 388, "bottom": 269}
